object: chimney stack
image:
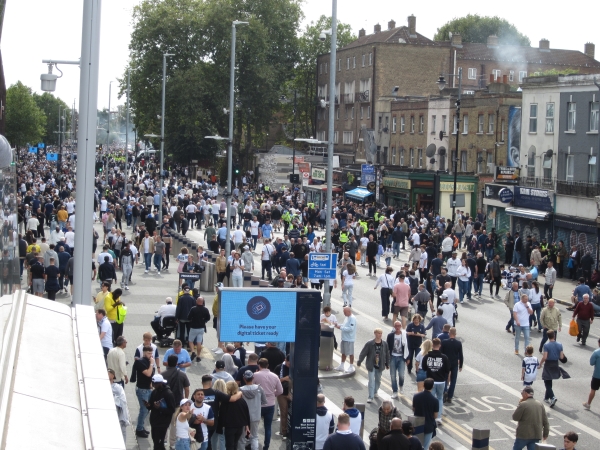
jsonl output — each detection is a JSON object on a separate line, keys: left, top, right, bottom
{"left": 585, "top": 42, "right": 595, "bottom": 59}
{"left": 502, "top": 75, "right": 508, "bottom": 84}
{"left": 490, "top": 74, "right": 494, "bottom": 84}
{"left": 358, "top": 28, "right": 366, "bottom": 38}
{"left": 407, "top": 15, "right": 416, "bottom": 37}
{"left": 450, "top": 33, "right": 462, "bottom": 46}
{"left": 487, "top": 35, "right": 498, "bottom": 48}
{"left": 539, "top": 38, "right": 550, "bottom": 50}
{"left": 374, "top": 23, "right": 381, "bottom": 33}
{"left": 388, "top": 20, "right": 396, "bottom": 30}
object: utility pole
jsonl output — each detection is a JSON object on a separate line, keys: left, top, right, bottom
{"left": 126, "top": 69, "right": 130, "bottom": 178}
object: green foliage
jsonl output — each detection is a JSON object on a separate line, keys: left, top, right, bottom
{"left": 434, "top": 15, "right": 530, "bottom": 46}
{"left": 126, "top": 0, "right": 302, "bottom": 164}
{"left": 532, "top": 68, "right": 580, "bottom": 76}
{"left": 281, "top": 15, "right": 355, "bottom": 139}
{"left": 32, "top": 92, "right": 72, "bottom": 146}
{"left": 5, "top": 82, "right": 46, "bottom": 149}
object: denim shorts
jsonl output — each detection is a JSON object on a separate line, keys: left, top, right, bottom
{"left": 416, "top": 368, "right": 427, "bottom": 382}
{"left": 188, "top": 328, "right": 205, "bottom": 345}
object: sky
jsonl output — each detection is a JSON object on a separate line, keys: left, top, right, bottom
{"left": 3, "top": 0, "right": 599, "bottom": 114}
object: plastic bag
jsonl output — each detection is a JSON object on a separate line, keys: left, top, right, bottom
{"left": 569, "top": 319, "right": 579, "bottom": 337}
{"left": 356, "top": 250, "right": 361, "bottom": 261}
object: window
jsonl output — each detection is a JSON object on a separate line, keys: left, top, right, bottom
{"left": 335, "top": 82, "right": 340, "bottom": 103}
{"left": 351, "top": 106, "right": 354, "bottom": 119}
{"left": 392, "top": 147, "right": 396, "bottom": 165}
{"left": 335, "top": 107, "right": 339, "bottom": 120}
{"left": 519, "top": 71, "right": 527, "bottom": 82}
{"left": 333, "top": 131, "right": 338, "bottom": 144}
{"left": 493, "top": 69, "right": 501, "bottom": 80}
{"left": 442, "top": 115, "right": 446, "bottom": 133}
{"left": 477, "top": 152, "right": 484, "bottom": 173}
{"left": 439, "top": 154, "right": 446, "bottom": 171}
{"left": 419, "top": 116, "right": 424, "bottom": 133}
{"left": 400, "top": 116, "right": 405, "bottom": 133}
{"left": 461, "top": 151, "right": 467, "bottom": 172}
{"left": 409, "top": 148, "right": 414, "bottom": 167}
{"left": 344, "top": 106, "right": 349, "bottom": 120}
{"left": 367, "top": 106, "right": 371, "bottom": 119}
{"left": 486, "top": 151, "right": 493, "bottom": 173}
{"left": 543, "top": 153, "right": 552, "bottom": 180}
{"left": 418, "top": 148, "right": 423, "bottom": 168}
{"left": 450, "top": 151, "right": 457, "bottom": 172}
{"left": 369, "top": 53, "right": 372, "bottom": 65}
{"left": 359, "top": 78, "right": 371, "bottom": 95}
{"left": 567, "top": 102, "right": 576, "bottom": 131}
{"left": 478, "top": 114, "right": 484, "bottom": 133}
{"left": 509, "top": 70, "right": 514, "bottom": 82}
{"left": 545, "top": 103, "right": 554, "bottom": 133}
{"left": 318, "top": 84, "right": 327, "bottom": 100}
{"left": 378, "top": 115, "right": 382, "bottom": 131}
{"left": 566, "top": 154, "right": 574, "bottom": 182}
{"left": 384, "top": 116, "right": 389, "bottom": 131}
{"left": 343, "top": 131, "right": 353, "bottom": 144}
{"left": 463, "top": 115, "right": 469, "bottom": 134}
{"left": 360, "top": 107, "right": 363, "bottom": 119}
{"left": 362, "top": 54, "right": 365, "bottom": 67}
{"left": 353, "top": 56, "right": 356, "bottom": 68}
{"left": 400, "top": 148, "right": 405, "bottom": 165}
{"left": 468, "top": 68, "right": 477, "bottom": 80}
{"left": 488, "top": 114, "right": 495, "bottom": 133}
{"left": 452, "top": 114, "right": 458, "bottom": 134}
{"left": 527, "top": 147, "right": 536, "bottom": 178}
{"left": 392, "top": 116, "right": 397, "bottom": 133}
{"left": 431, "top": 115, "right": 437, "bottom": 133}
{"left": 589, "top": 156, "right": 597, "bottom": 183}
{"left": 316, "top": 131, "right": 326, "bottom": 141}
{"left": 529, "top": 104, "right": 538, "bottom": 133}
{"left": 590, "top": 102, "right": 599, "bottom": 131}
{"left": 338, "top": 59, "right": 341, "bottom": 71}
{"left": 411, "top": 116, "right": 415, "bottom": 133}
{"left": 346, "top": 57, "right": 350, "bottom": 70}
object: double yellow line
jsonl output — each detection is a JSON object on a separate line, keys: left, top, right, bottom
{"left": 332, "top": 350, "right": 493, "bottom": 449}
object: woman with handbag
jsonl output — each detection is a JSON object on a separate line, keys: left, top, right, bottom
{"left": 374, "top": 266, "right": 395, "bottom": 321}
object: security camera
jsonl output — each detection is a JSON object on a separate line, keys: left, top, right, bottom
{"left": 223, "top": 108, "right": 229, "bottom": 115}
{"left": 319, "top": 32, "right": 327, "bottom": 42}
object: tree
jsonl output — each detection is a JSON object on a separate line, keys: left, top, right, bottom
{"left": 280, "top": 15, "right": 355, "bottom": 140}
{"left": 5, "top": 82, "right": 46, "bottom": 149}
{"left": 434, "top": 15, "right": 530, "bottom": 46}
{"left": 33, "top": 92, "right": 71, "bottom": 146}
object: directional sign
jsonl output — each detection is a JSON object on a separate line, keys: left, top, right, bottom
{"left": 361, "top": 164, "right": 375, "bottom": 186}
{"left": 37, "top": 142, "right": 45, "bottom": 149}
{"left": 46, "top": 153, "right": 59, "bottom": 161}
{"left": 308, "top": 253, "right": 338, "bottom": 279}
{"left": 28, "top": 147, "right": 38, "bottom": 154}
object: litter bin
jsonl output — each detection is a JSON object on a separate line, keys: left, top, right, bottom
{"left": 319, "top": 323, "right": 335, "bottom": 370}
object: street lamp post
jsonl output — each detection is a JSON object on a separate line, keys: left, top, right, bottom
{"left": 125, "top": 69, "right": 130, "bottom": 178}
{"left": 159, "top": 53, "right": 174, "bottom": 226}
{"left": 107, "top": 81, "right": 112, "bottom": 156}
{"left": 437, "top": 67, "right": 463, "bottom": 224}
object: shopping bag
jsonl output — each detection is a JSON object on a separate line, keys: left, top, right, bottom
{"left": 569, "top": 319, "right": 579, "bottom": 337}
{"left": 356, "top": 250, "right": 361, "bottom": 261}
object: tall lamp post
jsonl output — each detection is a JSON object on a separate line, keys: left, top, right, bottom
{"left": 593, "top": 77, "right": 600, "bottom": 268}
{"left": 159, "top": 53, "right": 174, "bottom": 226}
{"left": 125, "top": 69, "right": 130, "bottom": 178}
{"left": 106, "top": 81, "right": 112, "bottom": 155}
{"left": 205, "top": 20, "right": 248, "bottom": 258}
{"left": 436, "top": 67, "right": 462, "bottom": 223}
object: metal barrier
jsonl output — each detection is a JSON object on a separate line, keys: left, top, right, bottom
{"left": 243, "top": 271, "right": 252, "bottom": 287}
{"left": 319, "top": 323, "right": 335, "bottom": 370}
{"left": 472, "top": 429, "right": 490, "bottom": 449}
{"left": 407, "top": 415, "right": 425, "bottom": 445}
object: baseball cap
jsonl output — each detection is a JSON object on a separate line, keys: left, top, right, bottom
{"left": 522, "top": 386, "right": 534, "bottom": 395}
{"left": 152, "top": 374, "right": 165, "bottom": 383}
{"left": 180, "top": 398, "right": 192, "bottom": 406}
{"left": 215, "top": 360, "right": 225, "bottom": 369}
{"left": 518, "top": 264, "right": 524, "bottom": 267}
{"left": 440, "top": 294, "right": 448, "bottom": 299}
{"left": 215, "top": 282, "right": 224, "bottom": 288}
{"left": 244, "top": 246, "right": 249, "bottom": 250}
{"left": 243, "top": 370, "right": 255, "bottom": 380}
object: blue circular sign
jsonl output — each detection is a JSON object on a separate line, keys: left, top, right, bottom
{"left": 499, "top": 188, "right": 514, "bottom": 203}
{"left": 246, "top": 296, "right": 271, "bottom": 320}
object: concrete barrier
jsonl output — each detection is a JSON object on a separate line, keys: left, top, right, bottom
{"left": 259, "top": 279, "right": 270, "bottom": 287}
{"left": 243, "top": 271, "right": 252, "bottom": 287}
{"left": 472, "top": 429, "right": 490, "bottom": 449}
{"left": 407, "top": 415, "right": 425, "bottom": 445}
{"left": 251, "top": 275, "right": 261, "bottom": 287}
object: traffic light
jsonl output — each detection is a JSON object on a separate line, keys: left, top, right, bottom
{"left": 233, "top": 164, "right": 240, "bottom": 175}
{"left": 95, "top": 161, "right": 103, "bottom": 173}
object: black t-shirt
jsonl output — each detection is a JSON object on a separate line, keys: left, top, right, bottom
{"left": 131, "top": 358, "right": 153, "bottom": 389}
{"left": 202, "top": 388, "right": 231, "bottom": 431}
{"left": 30, "top": 262, "right": 45, "bottom": 279}
{"left": 46, "top": 265, "right": 59, "bottom": 279}
{"left": 412, "top": 391, "right": 439, "bottom": 434}
{"left": 235, "top": 364, "right": 259, "bottom": 382}
{"left": 475, "top": 257, "right": 487, "bottom": 275}
{"left": 435, "top": 274, "right": 451, "bottom": 292}
{"left": 430, "top": 258, "right": 443, "bottom": 276}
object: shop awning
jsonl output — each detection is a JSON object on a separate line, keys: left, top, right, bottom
{"left": 345, "top": 187, "right": 374, "bottom": 200}
{"left": 505, "top": 207, "right": 551, "bottom": 220}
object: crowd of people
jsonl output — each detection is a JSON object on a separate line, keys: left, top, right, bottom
{"left": 10, "top": 145, "right": 594, "bottom": 450}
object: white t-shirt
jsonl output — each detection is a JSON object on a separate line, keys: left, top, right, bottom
{"left": 342, "top": 270, "right": 355, "bottom": 286}
{"left": 513, "top": 301, "right": 532, "bottom": 326}
{"left": 262, "top": 244, "right": 274, "bottom": 261}
{"left": 231, "top": 259, "right": 244, "bottom": 276}
{"left": 320, "top": 313, "right": 338, "bottom": 325}
{"left": 442, "top": 288, "right": 455, "bottom": 304}
{"left": 186, "top": 204, "right": 197, "bottom": 214}
{"left": 233, "top": 229, "right": 245, "bottom": 243}
{"left": 522, "top": 355, "right": 539, "bottom": 383}
{"left": 250, "top": 221, "right": 260, "bottom": 236}
{"left": 190, "top": 403, "right": 213, "bottom": 442}
{"left": 440, "top": 302, "right": 455, "bottom": 324}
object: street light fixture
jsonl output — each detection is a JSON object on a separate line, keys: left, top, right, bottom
{"left": 157, "top": 53, "right": 175, "bottom": 226}
{"left": 437, "top": 67, "right": 463, "bottom": 224}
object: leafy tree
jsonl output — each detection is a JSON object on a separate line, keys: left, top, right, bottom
{"left": 32, "top": 92, "right": 71, "bottom": 146}
{"left": 434, "top": 15, "right": 530, "bottom": 46}
{"left": 5, "top": 82, "right": 46, "bottom": 149}
{"left": 280, "top": 15, "right": 355, "bottom": 140}
{"left": 533, "top": 68, "right": 579, "bottom": 76}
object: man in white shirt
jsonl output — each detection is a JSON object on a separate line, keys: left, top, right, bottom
{"left": 68, "top": 212, "right": 76, "bottom": 230}
{"left": 261, "top": 238, "right": 275, "bottom": 280}
{"left": 97, "top": 245, "right": 114, "bottom": 264}
{"left": 65, "top": 226, "right": 75, "bottom": 253}
{"left": 439, "top": 294, "right": 456, "bottom": 327}
{"left": 410, "top": 229, "right": 420, "bottom": 247}
{"left": 315, "top": 394, "right": 334, "bottom": 450}
{"left": 446, "top": 251, "right": 461, "bottom": 289}
{"left": 441, "top": 235, "right": 454, "bottom": 260}
{"left": 232, "top": 225, "right": 245, "bottom": 245}
{"left": 359, "top": 236, "right": 369, "bottom": 266}
{"left": 513, "top": 294, "right": 533, "bottom": 355}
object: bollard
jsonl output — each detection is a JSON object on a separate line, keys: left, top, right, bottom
{"left": 472, "top": 429, "right": 490, "bottom": 450}
{"left": 355, "top": 403, "right": 366, "bottom": 439}
{"left": 534, "top": 444, "right": 556, "bottom": 450}
{"left": 318, "top": 323, "right": 335, "bottom": 370}
{"left": 243, "top": 271, "right": 252, "bottom": 287}
{"left": 408, "top": 415, "right": 425, "bottom": 445}
{"left": 203, "top": 261, "right": 216, "bottom": 293}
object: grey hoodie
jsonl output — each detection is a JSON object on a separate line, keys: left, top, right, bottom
{"left": 241, "top": 384, "right": 267, "bottom": 422}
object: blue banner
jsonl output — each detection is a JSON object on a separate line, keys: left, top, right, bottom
{"left": 37, "top": 142, "right": 45, "bottom": 149}
{"left": 514, "top": 187, "right": 552, "bottom": 212}
{"left": 28, "top": 147, "right": 38, "bottom": 153}
{"left": 46, "top": 153, "right": 59, "bottom": 161}
{"left": 361, "top": 164, "right": 375, "bottom": 186}
{"left": 219, "top": 290, "right": 297, "bottom": 341}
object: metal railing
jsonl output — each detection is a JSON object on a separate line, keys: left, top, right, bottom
{"left": 556, "top": 180, "right": 600, "bottom": 197}
{"left": 518, "top": 176, "right": 556, "bottom": 190}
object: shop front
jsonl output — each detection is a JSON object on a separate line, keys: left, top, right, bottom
{"left": 483, "top": 183, "right": 515, "bottom": 261}
{"left": 382, "top": 177, "right": 410, "bottom": 209}
{"left": 506, "top": 186, "right": 554, "bottom": 244}
{"left": 304, "top": 184, "right": 342, "bottom": 209}
{"left": 437, "top": 177, "right": 477, "bottom": 219}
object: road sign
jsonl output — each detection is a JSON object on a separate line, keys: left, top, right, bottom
{"left": 361, "top": 164, "right": 375, "bottom": 186}
{"left": 302, "top": 171, "right": 310, "bottom": 179}
{"left": 308, "top": 253, "right": 338, "bottom": 279}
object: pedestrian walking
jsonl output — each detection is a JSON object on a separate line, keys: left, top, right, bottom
{"left": 441, "top": 327, "right": 463, "bottom": 404}
{"left": 412, "top": 378, "right": 439, "bottom": 450}
{"left": 513, "top": 293, "right": 533, "bottom": 355}
{"left": 539, "top": 298, "right": 561, "bottom": 352}
{"left": 374, "top": 266, "right": 395, "bottom": 321}
{"left": 539, "top": 330, "right": 566, "bottom": 408}
{"left": 252, "top": 358, "right": 283, "bottom": 450}
{"left": 422, "top": 338, "right": 449, "bottom": 425}
{"left": 357, "top": 328, "right": 390, "bottom": 403}
{"left": 511, "top": 385, "right": 549, "bottom": 450}
{"left": 322, "top": 413, "right": 365, "bottom": 450}
{"left": 334, "top": 307, "right": 357, "bottom": 373}
{"left": 582, "top": 338, "right": 600, "bottom": 410}
{"left": 315, "top": 394, "right": 335, "bottom": 450}
{"left": 572, "top": 294, "right": 594, "bottom": 346}
{"left": 147, "top": 374, "right": 176, "bottom": 450}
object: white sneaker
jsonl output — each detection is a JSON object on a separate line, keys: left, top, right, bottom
{"left": 144, "top": 270, "right": 148, "bottom": 274}
{"left": 373, "top": 393, "right": 379, "bottom": 399}
{"left": 391, "top": 393, "right": 398, "bottom": 399}
{"left": 157, "top": 271, "right": 161, "bottom": 275}
{"left": 125, "top": 286, "right": 129, "bottom": 290}
{"left": 214, "top": 348, "right": 223, "bottom": 354}
{"left": 334, "top": 364, "right": 345, "bottom": 372}
{"left": 211, "top": 347, "right": 219, "bottom": 352}
{"left": 367, "top": 398, "right": 373, "bottom": 403}
{"left": 345, "top": 364, "right": 355, "bottom": 373}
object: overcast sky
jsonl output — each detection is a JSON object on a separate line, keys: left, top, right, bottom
{"left": 4, "top": 0, "right": 599, "bottom": 113}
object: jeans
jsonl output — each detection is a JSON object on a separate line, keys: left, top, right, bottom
{"left": 458, "top": 278, "right": 469, "bottom": 302}
{"left": 367, "top": 369, "right": 383, "bottom": 399}
{"left": 211, "top": 431, "right": 226, "bottom": 450}
{"left": 261, "top": 260, "right": 272, "bottom": 280}
{"left": 232, "top": 275, "right": 244, "bottom": 287}
{"left": 423, "top": 432, "right": 433, "bottom": 450}
{"left": 512, "top": 251, "right": 521, "bottom": 266}
{"left": 380, "top": 288, "right": 391, "bottom": 317}
{"left": 544, "top": 379, "right": 555, "bottom": 400}
{"left": 447, "top": 362, "right": 459, "bottom": 400}
{"left": 144, "top": 253, "right": 152, "bottom": 270}
{"left": 512, "top": 438, "right": 540, "bottom": 450}
{"left": 543, "top": 283, "right": 553, "bottom": 300}
{"left": 342, "top": 284, "right": 354, "bottom": 306}
{"left": 135, "top": 388, "right": 152, "bottom": 430}
{"left": 154, "top": 254, "right": 162, "bottom": 271}
{"left": 261, "top": 405, "right": 275, "bottom": 449}
{"left": 539, "top": 328, "right": 555, "bottom": 351}
{"left": 393, "top": 242, "right": 400, "bottom": 257}
{"left": 432, "top": 382, "right": 445, "bottom": 417}
{"left": 467, "top": 276, "right": 473, "bottom": 299}
{"left": 175, "top": 438, "right": 191, "bottom": 450}
{"left": 514, "top": 325, "right": 530, "bottom": 351}
{"left": 360, "top": 249, "right": 367, "bottom": 265}
{"left": 455, "top": 233, "right": 462, "bottom": 247}
{"left": 529, "top": 303, "right": 542, "bottom": 330}
{"left": 389, "top": 355, "right": 405, "bottom": 393}
{"left": 486, "top": 248, "right": 494, "bottom": 261}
